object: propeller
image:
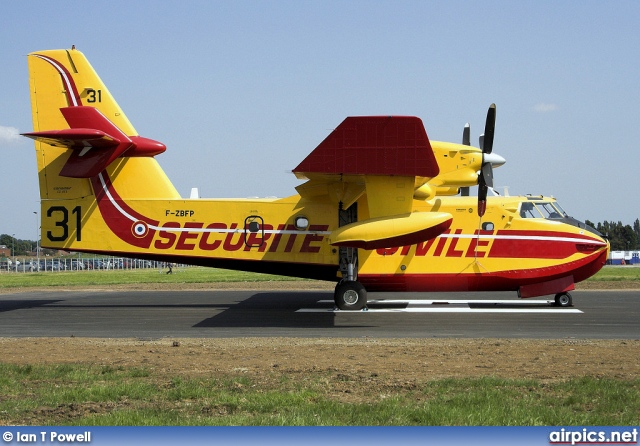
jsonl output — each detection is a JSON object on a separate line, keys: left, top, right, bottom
{"left": 459, "top": 104, "right": 505, "bottom": 211}
{"left": 460, "top": 124, "right": 471, "bottom": 196}
{"left": 478, "top": 104, "right": 496, "bottom": 217}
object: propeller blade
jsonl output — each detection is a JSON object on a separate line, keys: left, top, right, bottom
{"left": 476, "top": 104, "right": 496, "bottom": 216}
{"left": 460, "top": 123, "right": 471, "bottom": 197}
{"left": 478, "top": 181, "right": 488, "bottom": 217}
{"left": 462, "top": 123, "right": 470, "bottom": 146}
{"left": 482, "top": 103, "right": 496, "bottom": 154}
{"left": 481, "top": 162, "right": 494, "bottom": 188}
{"left": 477, "top": 162, "right": 493, "bottom": 217}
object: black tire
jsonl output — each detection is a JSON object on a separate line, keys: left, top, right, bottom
{"left": 554, "top": 292, "right": 573, "bottom": 307}
{"left": 334, "top": 281, "right": 367, "bottom": 311}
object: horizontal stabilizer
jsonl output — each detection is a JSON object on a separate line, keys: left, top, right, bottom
{"left": 293, "top": 116, "right": 439, "bottom": 178}
{"left": 329, "top": 212, "right": 452, "bottom": 250}
{"left": 22, "top": 128, "right": 119, "bottom": 151}
{"left": 22, "top": 106, "right": 165, "bottom": 178}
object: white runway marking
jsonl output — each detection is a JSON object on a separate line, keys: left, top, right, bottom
{"left": 296, "top": 299, "right": 583, "bottom": 314}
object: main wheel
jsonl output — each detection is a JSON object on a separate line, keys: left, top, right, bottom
{"left": 334, "top": 281, "right": 367, "bottom": 311}
{"left": 554, "top": 292, "right": 573, "bottom": 307}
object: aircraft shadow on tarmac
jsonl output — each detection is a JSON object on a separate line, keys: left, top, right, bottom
{"left": 0, "top": 300, "right": 63, "bottom": 313}
{"left": 191, "top": 291, "right": 566, "bottom": 329}
{"left": 193, "top": 291, "right": 371, "bottom": 329}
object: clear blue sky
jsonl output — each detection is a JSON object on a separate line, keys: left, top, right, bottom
{"left": 1, "top": 0, "right": 639, "bottom": 239}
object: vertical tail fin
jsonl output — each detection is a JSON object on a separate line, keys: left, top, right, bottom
{"left": 27, "top": 49, "right": 137, "bottom": 136}
{"left": 23, "top": 48, "right": 180, "bottom": 200}
{"left": 23, "top": 48, "right": 180, "bottom": 252}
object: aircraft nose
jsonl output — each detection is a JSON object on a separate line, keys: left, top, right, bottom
{"left": 483, "top": 152, "right": 506, "bottom": 168}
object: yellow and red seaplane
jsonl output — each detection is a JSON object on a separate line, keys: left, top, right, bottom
{"left": 23, "top": 48, "right": 609, "bottom": 310}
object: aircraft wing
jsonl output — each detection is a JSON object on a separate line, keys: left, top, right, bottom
{"left": 294, "top": 116, "right": 439, "bottom": 179}
{"left": 293, "top": 116, "right": 452, "bottom": 249}
{"left": 294, "top": 116, "right": 439, "bottom": 215}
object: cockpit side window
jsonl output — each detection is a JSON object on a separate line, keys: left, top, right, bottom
{"left": 519, "top": 202, "right": 543, "bottom": 218}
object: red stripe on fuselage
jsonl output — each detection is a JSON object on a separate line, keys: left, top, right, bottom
{"left": 374, "top": 229, "right": 606, "bottom": 260}
{"left": 488, "top": 230, "right": 605, "bottom": 259}
{"left": 360, "top": 248, "right": 608, "bottom": 292}
{"left": 90, "top": 172, "right": 159, "bottom": 248}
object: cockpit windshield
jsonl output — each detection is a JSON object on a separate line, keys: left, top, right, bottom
{"left": 519, "top": 201, "right": 568, "bottom": 219}
{"left": 517, "top": 199, "right": 601, "bottom": 236}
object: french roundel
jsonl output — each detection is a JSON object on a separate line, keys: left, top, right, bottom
{"left": 132, "top": 221, "right": 149, "bottom": 238}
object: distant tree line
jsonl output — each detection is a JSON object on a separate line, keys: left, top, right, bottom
{"left": 0, "top": 234, "right": 57, "bottom": 257}
{"left": 585, "top": 219, "right": 640, "bottom": 251}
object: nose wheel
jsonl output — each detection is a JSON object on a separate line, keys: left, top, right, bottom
{"left": 334, "top": 280, "right": 367, "bottom": 310}
{"left": 554, "top": 292, "right": 573, "bottom": 307}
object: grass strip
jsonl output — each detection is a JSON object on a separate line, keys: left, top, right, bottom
{"left": 0, "top": 267, "right": 302, "bottom": 289}
{"left": 0, "top": 363, "right": 637, "bottom": 426}
{"left": 590, "top": 266, "right": 640, "bottom": 282}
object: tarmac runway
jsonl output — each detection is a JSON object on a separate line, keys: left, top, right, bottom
{"left": 0, "top": 289, "right": 637, "bottom": 339}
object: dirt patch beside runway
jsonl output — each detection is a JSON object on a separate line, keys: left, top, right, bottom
{"left": 0, "top": 337, "right": 638, "bottom": 384}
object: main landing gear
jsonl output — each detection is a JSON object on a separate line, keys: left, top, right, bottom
{"left": 554, "top": 292, "right": 573, "bottom": 307}
{"left": 334, "top": 203, "right": 366, "bottom": 310}
{"left": 334, "top": 280, "right": 368, "bottom": 311}
{"left": 334, "top": 237, "right": 367, "bottom": 310}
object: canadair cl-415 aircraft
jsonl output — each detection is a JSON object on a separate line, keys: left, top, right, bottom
{"left": 23, "top": 48, "right": 609, "bottom": 310}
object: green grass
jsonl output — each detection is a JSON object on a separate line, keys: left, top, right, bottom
{"left": 0, "top": 267, "right": 303, "bottom": 289}
{"left": 586, "top": 265, "right": 640, "bottom": 282}
{"left": 0, "top": 363, "right": 637, "bottom": 425}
